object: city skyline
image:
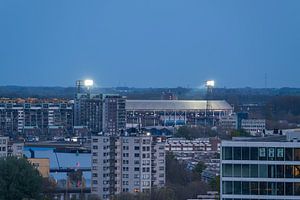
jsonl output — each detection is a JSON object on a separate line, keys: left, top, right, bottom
{"left": 1, "top": 0, "right": 300, "bottom": 88}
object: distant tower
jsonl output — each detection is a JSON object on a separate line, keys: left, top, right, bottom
{"left": 264, "top": 73, "right": 268, "bottom": 89}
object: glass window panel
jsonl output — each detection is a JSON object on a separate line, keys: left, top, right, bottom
{"left": 233, "top": 147, "right": 241, "bottom": 160}
{"left": 234, "top": 181, "right": 241, "bottom": 195}
{"left": 276, "top": 148, "right": 284, "bottom": 161}
{"left": 223, "top": 164, "right": 232, "bottom": 177}
{"left": 250, "top": 164, "right": 258, "bottom": 178}
{"left": 224, "top": 147, "right": 232, "bottom": 160}
{"left": 268, "top": 165, "right": 276, "bottom": 178}
{"left": 285, "top": 148, "right": 293, "bottom": 161}
{"left": 259, "top": 147, "right": 267, "bottom": 160}
{"left": 233, "top": 164, "right": 241, "bottom": 177}
{"left": 259, "top": 165, "right": 268, "bottom": 178}
{"left": 276, "top": 165, "right": 284, "bottom": 178}
{"left": 242, "top": 147, "right": 249, "bottom": 160}
{"left": 242, "top": 164, "right": 250, "bottom": 177}
{"left": 277, "top": 182, "right": 284, "bottom": 196}
{"left": 294, "top": 165, "right": 300, "bottom": 178}
{"left": 250, "top": 182, "right": 259, "bottom": 195}
{"left": 285, "top": 165, "right": 293, "bottom": 178}
{"left": 250, "top": 147, "right": 258, "bottom": 160}
{"left": 286, "top": 182, "right": 294, "bottom": 196}
{"left": 295, "top": 148, "right": 300, "bottom": 161}
{"left": 268, "top": 182, "right": 277, "bottom": 195}
{"left": 223, "top": 181, "right": 233, "bottom": 194}
{"left": 242, "top": 182, "right": 250, "bottom": 195}
{"left": 259, "top": 182, "right": 267, "bottom": 195}
{"left": 268, "top": 147, "right": 275, "bottom": 161}
{"left": 294, "top": 182, "right": 300, "bottom": 195}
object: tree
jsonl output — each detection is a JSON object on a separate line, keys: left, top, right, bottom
{"left": 0, "top": 157, "right": 43, "bottom": 200}
{"left": 209, "top": 175, "right": 220, "bottom": 193}
{"left": 193, "top": 161, "right": 206, "bottom": 177}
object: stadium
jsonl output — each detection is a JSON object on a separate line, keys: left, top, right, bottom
{"left": 126, "top": 100, "right": 233, "bottom": 127}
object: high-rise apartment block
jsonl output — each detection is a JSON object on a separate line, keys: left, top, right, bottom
{"left": 221, "top": 133, "right": 300, "bottom": 199}
{"left": 91, "top": 135, "right": 166, "bottom": 200}
{"left": 74, "top": 93, "right": 126, "bottom": 135}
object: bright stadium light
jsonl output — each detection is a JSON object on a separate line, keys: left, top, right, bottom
{"left": 84, "top": 79, "right": 94, "bottom": 87}
{"left": 206, "top": 80, "right": 215, "bottom": 88}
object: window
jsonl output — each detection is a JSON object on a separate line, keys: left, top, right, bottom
{"left": 222, "top": 164, "right": 232, "bottom": 177}
{"left": 285, "top": 148, "right": 293, "bottom": 161}
{"left": 222, "top": 181, "right": 232, "bottom": 194}
{"left": 295, "top": 148, "right": 300, "bottom": 161}
{"left": 134, "top": 146, "right": 140, "bottom": 151}
{"left": 250, "top": 182, "right": 258, "bottom": 195}
{"left": 233, "top": 147, "right": 241, "bottom": 160}
{"left": 259, "top": 147, "right": 267, "bottom": 160}
{"left": 276, "top": 148, "right": 284, "bottom": 161}
{"left": 294, "top": 165, "right": 300, "bottom": 178}
{"left": 286, "top": 182, "right": 294, "bottom": 195}
{"left": 268, "top": 148, "right": 275, "bottom": 161}
{"left": 250, "top": 147, "right": 258, "bottom": 160}
{"left": 233, "top": 181, "right": 241, "bottom": 194}
{"left": 233, "top": 164, "right": 241, "bottom": 177}
{"left": 286, "top": 165, "right": 293, "bottom": 178}
{"left": 242, "top": 182, "right": 250, "bottom": 195}
{"left": 92, "top": 145, "right": 98, "bottom": 150}
{"left": 268, "top": 165, "right": 276, "bottom": 178}
{"left": 223, "top": 147, "right": 232, "bottom": 160}
{"left": 268, "top": 182, "right": 277, "bottom": 195}
{"left": 134, "top": 153, "right": 140, "bottom": 157}
{"left": 241, "top": 147, "right": 249, "bottom": 160}
{"left": 242, "top": 164, "right": 250, "bottom": 177}
{"left": 259, "top": 165, "right": 268, "bottom": 178}
{"left": 259, "top": 182, "right": 267, "bottom": 195}
{"left": 250, "top": 164, "right": 258, "bottom": 178}
{"left": 276, "top": 165, "right": 284, "bottom": 178}
{"left": 134, "top": 167, "right": 140, "bottom": 171}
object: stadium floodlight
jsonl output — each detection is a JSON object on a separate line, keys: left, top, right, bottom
{"left": 206, "top": 80, "right": 215, "bottom": 88}
{"left": 84, "top": 79, "right": 94, "bottom": 87}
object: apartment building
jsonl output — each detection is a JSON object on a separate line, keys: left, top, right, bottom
{"left": 74, "top": 94, "right": 126, "bottom": 135}
{"left": 0, "top": 103, "right": 73, "bottom": 137}
{"left": 221, "top": 133, "right": 300, "bottom": 199}
{"left": 0, "top": 136, "right": 23, "bottom": 158}
{"left": 91, "top": 134, "right": 166, "bottom": 200}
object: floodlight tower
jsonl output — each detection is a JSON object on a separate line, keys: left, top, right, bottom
{"left": 205, "top": 80, "right": 215, "bottom": 126}
{"left": 84, "top": 79, "right": 94, "bottom": 93}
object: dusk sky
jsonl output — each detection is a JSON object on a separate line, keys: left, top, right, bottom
{"left": 1, "top": 0, "right": 300, "bottom": 88}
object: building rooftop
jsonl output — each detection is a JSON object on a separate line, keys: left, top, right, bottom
{"left": 126, "top": 100, "right": 232, "bottom": 111}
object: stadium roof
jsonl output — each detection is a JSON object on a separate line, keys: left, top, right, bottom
{"left": 126, "top": 100, "right": 233, "bottom": 111}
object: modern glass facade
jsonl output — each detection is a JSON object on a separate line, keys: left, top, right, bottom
{"left": 221, "top": 141, "right": 300, "bottom": 200}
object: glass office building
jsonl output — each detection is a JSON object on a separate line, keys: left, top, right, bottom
{"left": 221, "top": 135, "right": 300, "bottom": 200}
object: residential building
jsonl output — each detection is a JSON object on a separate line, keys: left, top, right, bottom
{"left": 0, "top": 102, "right": 73, "bottom": 137}
{"left": 0, "top": 136, "right": 8, "bottom": 157}
{"left": 91, "top": 134, "right": 166, "bottom": 200}
{"left": 74, "top": 93, "right": 126, "bottom": 135}
{"left": 221, "top": 133, "right": 300, "bottom": 199}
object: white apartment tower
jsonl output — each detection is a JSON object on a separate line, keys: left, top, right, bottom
{"left": 91, "top": 135, "right": 166, "bottom": 200}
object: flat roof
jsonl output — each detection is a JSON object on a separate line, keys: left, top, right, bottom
{"left": 126, "top": 100, "right": 232, "bottom": 111}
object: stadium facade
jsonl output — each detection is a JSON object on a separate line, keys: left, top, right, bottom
{"left": 126, "top": 100, "right": 233, "bottom": 127}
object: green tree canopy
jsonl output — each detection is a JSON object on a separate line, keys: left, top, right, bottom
{"left": 0, "top": 157, "right": 43, "bottom": 200}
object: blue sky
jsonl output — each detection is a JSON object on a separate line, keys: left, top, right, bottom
{"left": 0, "top": 0, "right": 300, "bottom": 88}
